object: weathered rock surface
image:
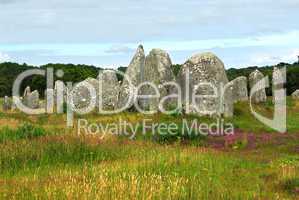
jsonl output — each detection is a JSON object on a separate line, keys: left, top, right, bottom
{"left": 26, "top": 90, "right": 40, "bottom": 109}
{"left": 292, "top": 90, "right": 299, "bottom": 99}
{"left": 55, "top": 80, "right": 69, "bottom": 101}
{"left": 23, "top": 86, "right": 31, "bottom": 97}
{"left": 3, "top": 96, "right": 11, "bottom": 111}
{"left": 272, "top": 67, "right": 285, "bottom": 102}
{"left": 22, "top": 86, "right": 31, "bottom": 106}
{"left": 231, "top": 76, "right": 248, "bottom": 102}
{"left": 11, "top": 96, "right": 17, "bottom": 110}
{"left": 117, "top": 45, "right": 145, "bottom": 109}
{"left": 98, "top": 70, "right": 120, "bottom": 110}
{"left": 177, "top": 52, "right": 233, "bottom": 117}
{"left": 23, "top": 87, "right": 40, "bottom": 109}
{"left": 139, "top": 48, "right": 176, "bottom": 112}
{"left": 45, "top": 89, "right": 54, "bottom": 113}
{"left": 223, "top": 81, "right": 234, "bottom": 117}
{"left": 54, "top": 80, "right": 67, "bottom": 113}
{"left": 71, "top": 78, "right": 99, "bottom": 110}
{"left": 249, "top": 69, "right": 267, "bottom": 103}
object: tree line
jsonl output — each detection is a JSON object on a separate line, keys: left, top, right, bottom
{"left": 0, "top": 61, "right": 298, "bottom": 97}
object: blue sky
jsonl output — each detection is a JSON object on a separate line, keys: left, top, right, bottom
{"left": 0, "top": 0, "right": 299, "bottom": 68}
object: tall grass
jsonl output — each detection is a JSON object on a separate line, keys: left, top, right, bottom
{"left": 0, "top": 123, "right": 46, "bottom": 143}
{"left": 1, "top": 138, "right": 296, "bottom": 199}
{"left": 0, "top": 99, "right": 299, "bottom": 199}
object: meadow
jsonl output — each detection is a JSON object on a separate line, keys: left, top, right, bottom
{"left": 0, "top": 98, "right": 299, "bottom": 199}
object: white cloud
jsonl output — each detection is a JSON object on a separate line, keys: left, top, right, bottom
{"left": 0, "top": 0, "right": 298, "bottom": 67}
{"left": 0, "top": 52, "right": 11, "bottom": 63}
{"left": 250, "top": 49, "right": 299, "bottom": 66}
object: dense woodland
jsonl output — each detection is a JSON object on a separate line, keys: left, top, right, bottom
{"left": 0, "top": 61, "right": 298, "bottom": 97}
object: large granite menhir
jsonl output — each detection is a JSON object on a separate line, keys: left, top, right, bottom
{"left": 177, "top": 52, "right": 233, "bottom": 117}
{"left": 139, "top": 48, "right": 176, "bottom": 112}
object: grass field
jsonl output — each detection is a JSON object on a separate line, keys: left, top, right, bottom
{"left": 0, "top": 98, "right": 299, "bottom": 199}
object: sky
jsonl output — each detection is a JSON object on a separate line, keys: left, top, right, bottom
{"left": 0, "top": 0, "right": 299, "bottom": 68}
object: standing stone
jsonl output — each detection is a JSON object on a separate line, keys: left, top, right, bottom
{"left": 71, "top": 78, "right": 99, "bottom": 110}
{"left": 272, "top": 67, "right": 285, "bottom": 102}
{"left": 223, "top": 81, "right": 234, "bottom": 117}
{"left": 249, "top": 69, "right": 267, "bottom": 103}
{"left": 54, "top": 80, "right": 69, "bottom": 101}
{"left": 3, "top": 96, "right": 11, "bottom": 111}
{"left": 231, "top": 76, "right": 248, "bottom": 102}
{"left": 45, "top": 89, "right": 54, "bottom": 113}
{"left": 86, "top": 78, "right": 100, "bottom": 108}
{"left": 139, "top": 48, "right": 176, "bottom": 112}
{"left": 23, "top": 86, "right": 31, "bottom": 106}
{"left": 27, "top": 90, "right": 40, "bottom": 109}
{"left": 11, "top": 96, "right": 17, "bottom": 110}
{"left": 117, "top": 45, "right": 145, "bottom": 109}
{"left": 98, "top": 70, "right": 120, "bottom": 110}
{"left": 177, "top": 52, "right": 233, "bottom": 117}
{"left": 23, "top": 86, "right": 31, "bottom": 97}
{"left": 55, "top": 80, "right": 67, "bottom": 113}
{"left": 292, "top": 90, "right": 299, "bottom": 99}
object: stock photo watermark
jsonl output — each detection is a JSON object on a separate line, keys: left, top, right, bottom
{"left": 9, "top": 66, "right": 287, "bottom": 139}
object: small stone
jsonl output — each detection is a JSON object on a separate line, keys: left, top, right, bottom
{"left": 249, "top": 69, "right": 267, "bottom": 103}
{"left": 272, "top": 67, "right": 286, "bottom": 102}
{"left": 26, "top": 90, "right": 40, "bottom": 109}
{"left": 2, "top": 96, "right": 11, "bottom": 111}
{"left": 231, "top": 76, "right": 248, "bottom": 102}
{"left": 45, "top": 89, "right": 54, "bottom": 113}
{"left": 292, "top": 90, "right": 299, "bottom": 99}
{"left": 55, "top": 80, "right": 67, "bottom": 113}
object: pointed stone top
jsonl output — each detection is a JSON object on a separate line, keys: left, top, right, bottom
{"left": 135, "top": 45, "right": 145, "bottom": 55}
{"left": 249, "top": 69, "right": 264, "bottom": 81}
{"left": 138, "top": 44, "right": 144, "bottom": 50}
{"left": 253, "top": 69, "right": 263, "bottom": 75}
{"left": 23, "top": 86, "right": 31, "bottom": 97}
